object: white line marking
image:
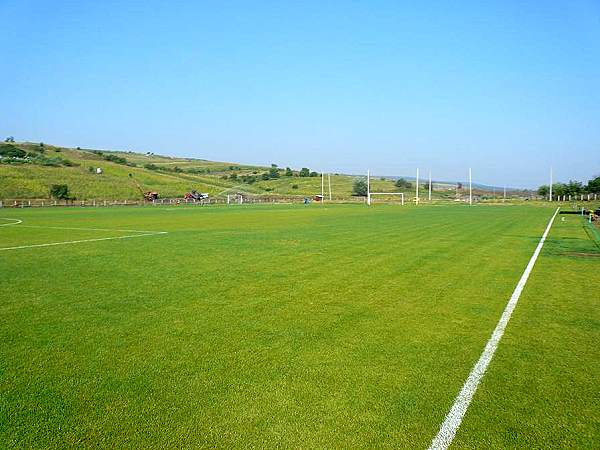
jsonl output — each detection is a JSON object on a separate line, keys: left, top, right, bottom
{"left": 428, "top": 207, "right": 560, "bottom": 450}
{"left": 0, "top": 232, "right": 167, "bottom": 251}
{"left": 0, "top": 218, "right": 23, "bottom": 226}
{"left": 0, "top": 218, "right": 168, "bottom": 251}
{"left": 17, "top": 225, "right": 162, "bottom": 233}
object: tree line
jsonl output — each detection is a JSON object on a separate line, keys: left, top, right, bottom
{"left": 538, "top": 175, "right": 600, "bottom": 197}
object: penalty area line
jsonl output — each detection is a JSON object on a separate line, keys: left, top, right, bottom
{"left": 428, "top": 207, "right": 560, "bottom": 450}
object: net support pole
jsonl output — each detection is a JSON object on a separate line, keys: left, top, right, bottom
{"left": 328, "top": 173, "right": 332, "bottom": 201}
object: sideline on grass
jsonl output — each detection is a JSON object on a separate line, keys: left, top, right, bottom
{"left": 428, "top": 207, "right": 560, "bottom": 450}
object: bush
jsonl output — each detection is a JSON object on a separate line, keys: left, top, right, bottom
{"left": 0, "top": 144, "right": 26, "bottom": 158}
{"left": 395, "top": 178, "right": 412, "bottom": 189}
{"left": 309, "top": 171, "right": 318, "bottom": 177}
{"left": 61, "top": 159, "right": 76, "bottom": 167}
{"left": 353, "top": 179, "right": 368, "bottom": 196}
{"left": 292, "top": 184, "right": 298, "bottom": 189}
{"left": 103, "top": 154, "right": 127, "bottom": 164}
{"left": 144, "top": 163, "right": 160, "bottom": 170}
{"left": 230, "top": 173, "right": 238, "bottom": 180}
{"left": 50, "top": 184, "right": 70, "bottom": 199}
{"left": 261, "top": 172, "right": 271, "bottom": 181}
{"left": 299, "top": 168, "right": 310, "bottom": 177}
{"left": 269, "top": 167, "right": 280, "bottom": 179}
{"left": 285, "top": 167, "right": 293, "bottom": 176}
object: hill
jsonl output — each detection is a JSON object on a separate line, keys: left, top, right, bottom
{"left": 0, "top": 141, "right": 511, "bottom": 201}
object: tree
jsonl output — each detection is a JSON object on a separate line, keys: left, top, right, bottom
{"left": 564, "top": 180, "right": 583, "bottom": 196}
{"left": 394, "top": 178, "right": 412, "bottom": 189}
{"left": 269, "top": 167, "right": 280, "bottom": 178}
{"left": 285, "top": 167, "right": 293, "bottom": 177}
{"left": 457, "top": 182, "right": 463, "bottom": 190}
{"left": 50, "top": 184, "right": 70, "bottom": 199}
{"left": 587, "top": 175, "right": 600, "bottom": 193}
{"left": 271, "top": 163, "right": 278, "bottom": 168}
{"left": 309, "top": 171, "right": 318, "bottom": 177}
{"left": 353, "top": 178, "right": 368, "bottom": 196}
{"left": 537, "top": 185, "right": 549, "bottom": 197}
{"left": 4, "top": 136, "right": 14, "bottom": 142}
{"left": 299, "top": 167, "right": 310, "bottom": 177}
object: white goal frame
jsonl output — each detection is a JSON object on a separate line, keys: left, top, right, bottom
{"left": 367, "top": 170, "right": 405, "bottom": 205}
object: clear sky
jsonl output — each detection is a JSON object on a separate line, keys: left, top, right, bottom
{"left": 1, "top": 1, "right": 599, "bottom": 188}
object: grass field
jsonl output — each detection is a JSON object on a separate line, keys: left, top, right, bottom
{"left": 1, "top": 203, "right": 598, "bottom": 448}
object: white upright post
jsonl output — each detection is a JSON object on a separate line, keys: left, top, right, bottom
{"left": 549, "top": 167, "right": 553, "bottom": 201}
{"left": 503, "top": 185, "right": 506, "bottom": 202}
{"left": 469, "top": 168, "right": 472, "bottom": 205}
{"left": 328, "top": 174, "right": 332, "bottom": 201}
{"left": 401, "top": 193, "right": 405, "bottom": 206}
{"left": 227, "top": 194, "right": 230, "bottom": 205}
{"left": 416, "top": 168, "right": 420, "bottom": 205}
{"left": 428, "top": 170, "right": 432, "bottom": 201}
{"left": 367, "top": 170, "right": 371, "bottom": 206}
{"left": 321, "top": 172, "right": 324, "bottom": 200}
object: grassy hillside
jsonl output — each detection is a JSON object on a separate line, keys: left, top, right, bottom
{"left": 0, "top": 141, "right": 501, "bottom": 201}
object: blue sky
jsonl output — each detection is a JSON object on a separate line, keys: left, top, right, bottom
{"left": 1, "top": 1, "right": 598, "bottom": 188}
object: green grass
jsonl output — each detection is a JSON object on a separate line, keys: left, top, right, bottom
{"left": 0, "top": 204, "right": 598, "bottom": 448}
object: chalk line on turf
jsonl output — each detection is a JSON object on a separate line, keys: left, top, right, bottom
{"left": 428, "top": 207, "right": 560, "bottom": 450}
{"left": 0, "top": 218, "right": 23, "bottom": 226}
{"left": 0, "top": 218, "right": 167, "bottom": 251}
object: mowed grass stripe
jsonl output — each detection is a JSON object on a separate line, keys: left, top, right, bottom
{"left": 0, "top": 204, "right": 557, "bottom": 448}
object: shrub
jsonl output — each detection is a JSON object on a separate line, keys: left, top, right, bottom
{"left": 395, "top": 178, "right": 412, "bottom": 189}
{"left": 61, "top": 159, "right": 77, "bottom": 167}
{"left": 0, "top": 144, "right": 26, "bottom": 158}
{"left": 144, "top": 163, "right": 160, "bottom": 170}
{"left": 309, "top": 171, "right": 318, "bottom": 177}
{"left": 285, "top": 167, "right": 293, "bottom": 177}
{"left": 353, "top": 179, "right": 368, "bottom": 196}
{"left": 292, "top": 184, "right": 298, "bottom": 189}
{"left": 103, "top": 154, "right": 127, "bottom": 164}
{"left": 50, "top": 184, "right": 70, "bottom": 199}
{"left": 299, "top": 167, "right": 310, "bottom": 177}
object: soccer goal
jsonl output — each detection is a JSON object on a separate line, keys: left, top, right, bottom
{"left": 367, "top": 170, "right": 405, "bottom": 205}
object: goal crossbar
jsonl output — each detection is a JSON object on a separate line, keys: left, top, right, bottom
{"left": 366, "top": 170, "right": 405, "bottom": 205}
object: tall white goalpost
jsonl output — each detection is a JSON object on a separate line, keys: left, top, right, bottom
{"left": 367, "top": 170, "right": 405, "bottom": 206}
